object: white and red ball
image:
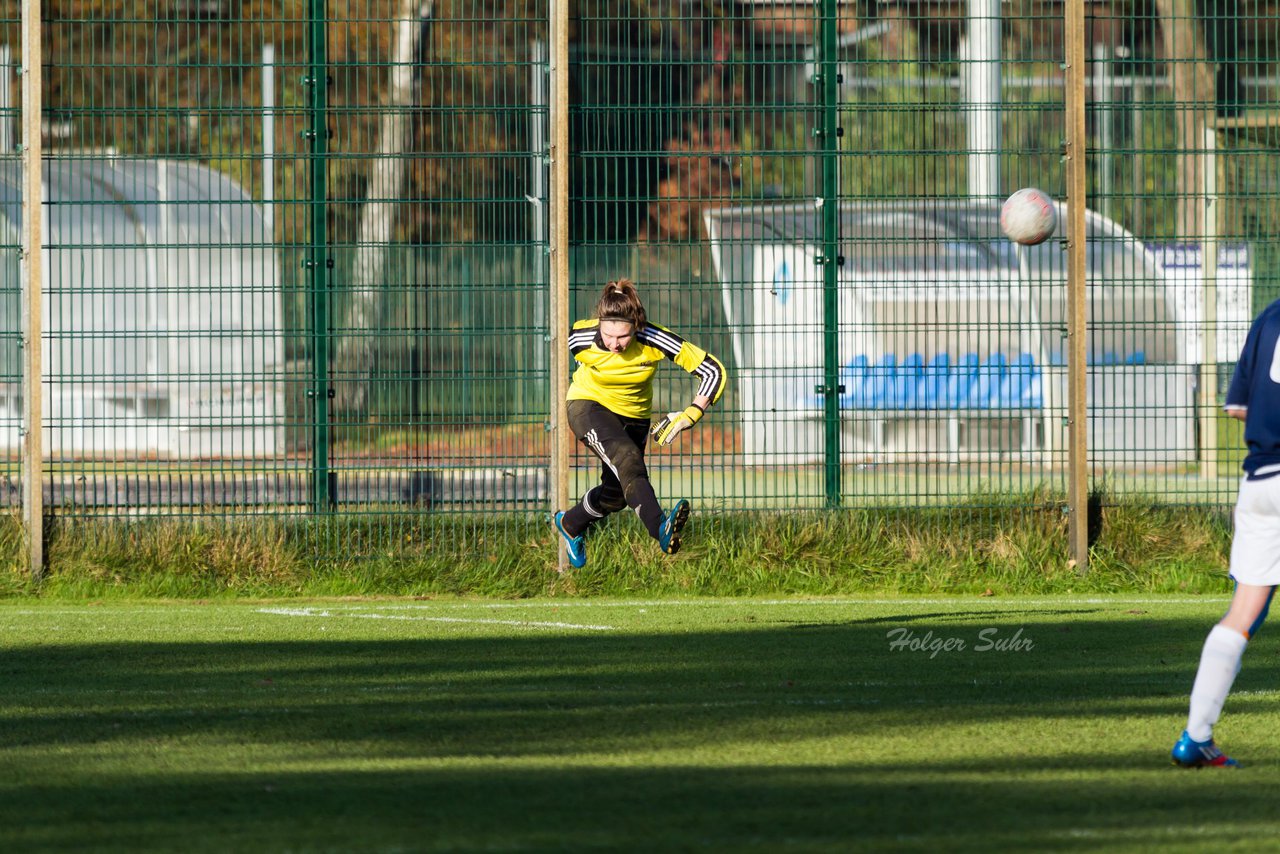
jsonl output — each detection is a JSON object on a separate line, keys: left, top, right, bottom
{"left": 1000, "top": 188, "right": 1058, "bottom": 246}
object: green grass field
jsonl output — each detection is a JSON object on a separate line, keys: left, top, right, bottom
{"left": 2, "top": 596, "right": 1276, "bottom": 852}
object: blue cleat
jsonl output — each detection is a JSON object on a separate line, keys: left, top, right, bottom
{"left": 658, "top": 499, "right": 690, "bottom": 555}
{"left": 1171, "top": 730, "right": 1239, "bottom": 768}
{"left": 553, "top": 511, "right": 586, "bottom": 569}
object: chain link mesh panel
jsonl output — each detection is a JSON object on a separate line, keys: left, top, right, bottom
{"left": 3, "top": 0, "right": 1276, "bottom": 563}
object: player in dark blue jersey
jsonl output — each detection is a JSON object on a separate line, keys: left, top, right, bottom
{"left": 1171, "top": 299, "right": 1280, "bottom": 768}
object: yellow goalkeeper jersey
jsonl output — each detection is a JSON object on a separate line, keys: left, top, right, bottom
{"left": 566, "top": 320, "right": 727, "bottom": 419}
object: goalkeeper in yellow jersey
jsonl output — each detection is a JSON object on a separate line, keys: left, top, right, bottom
{"left": 553, "top": 278, "right": 727, "bottom": 568}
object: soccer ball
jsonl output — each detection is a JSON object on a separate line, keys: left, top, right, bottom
{"left": 1000, "top": 188, "right": 1058, "bottom": 246}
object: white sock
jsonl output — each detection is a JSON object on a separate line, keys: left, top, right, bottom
{"left": 1186, "top": 624, "right": 1249, "bottom": 742}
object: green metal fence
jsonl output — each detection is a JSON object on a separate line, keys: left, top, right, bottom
{"left": 3, "top": 0, "right": 1278, "bottom": 566}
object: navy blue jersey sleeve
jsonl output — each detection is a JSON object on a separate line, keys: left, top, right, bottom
{"left": 1226, "top": 313, "right": 1266, "bottom": 409}
{"left": 1228, "top": 300, "right": 1280, "bottom": 473}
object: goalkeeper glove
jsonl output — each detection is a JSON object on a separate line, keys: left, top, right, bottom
{"left": 651, "top": 404, "right": 704, "bottom": 446}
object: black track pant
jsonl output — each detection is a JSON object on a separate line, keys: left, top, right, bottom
{"left": 560, "top": 399, "right": 664, "bottom": 539}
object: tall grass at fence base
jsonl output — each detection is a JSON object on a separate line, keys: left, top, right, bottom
{"left": 0, "top": 493, "right": 1234, "bottom": 599}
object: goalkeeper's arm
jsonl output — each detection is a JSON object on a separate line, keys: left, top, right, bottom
{"left": 650, "top": 350, "right": 726, "bottom": 446}
{"left": 651, "top": 398, "right": 708, "bottom": 446}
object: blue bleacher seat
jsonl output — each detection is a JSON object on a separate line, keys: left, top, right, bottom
{"left": 919, "top": 352, "right": 950, "bottom": 409}
{"left": 1124, "top": 350, "right": 1146, "bottom": 365}
{"left": 839, "top": 355, "right": 869, "bottom": 408}
{"left": 965, "top": 353, "right": 1008, "bottom": 408}
{"left": 1025, "top": 367, "right": 1044, "bottom": 408}
{"left": 892, "top": 352, "right": 925, "bottom": 408}
{"left": 1090, "top": 351, "right": 1120, "bottom": 366}
{"left": 944, "top": 352, "right": 980, "bottom": 408}
{"left": 993, "top": 353, "right": 1037, "bottom": 408}
{"left": 864, "top": 354, "right": 896, "bottom": 409}
{"left": 839, "top": 351, "right": 1045, "bottom": 411}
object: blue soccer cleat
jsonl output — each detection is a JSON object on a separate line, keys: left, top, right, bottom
{"left": 658, "top": 499, "right": 690, "bottom": 555}
{"left": 553, "top": 511, "right": 586, "bottom": 569}
{"left": 1171, "top": 730, "right": 1239, "bottom": 769}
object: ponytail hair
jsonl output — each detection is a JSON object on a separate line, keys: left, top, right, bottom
{"left": 595, "top": 278, "right": 647, "bottom": 329}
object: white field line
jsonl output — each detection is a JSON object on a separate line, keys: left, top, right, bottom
{"left": 0, "top": 595, "right": 1232, "bottom": 619}
{"left": 256, "top": 606, "right": 615, "bottom": 632}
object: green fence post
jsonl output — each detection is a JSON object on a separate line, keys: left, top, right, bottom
{"left": 819, "top": 0, "right": 842, "bottom": 508}
{"left": 308, "top": 0, "right": 332, "bottom": 512}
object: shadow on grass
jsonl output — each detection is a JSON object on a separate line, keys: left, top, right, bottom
{"left": 6, "top": 760, "right": 1278, "bottom": 852}
{"left": 0, "top": 607, "right": 1276, "bottom": 851}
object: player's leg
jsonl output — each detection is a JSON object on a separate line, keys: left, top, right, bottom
{"left": 616, "top": 416, "right": 689, "bottom": 552}
{"left": 560, "top": 401, "right": 633, "bottom": 532}
{"left": 1173, "top": 475, "right": 1280, "bottom": 767}
{"left": 657, "top": 497, "right": 690, "bottom": 555}
{"left": 1172, "top": 582, "right": 1272, "bottom": 768}
{"left": 559, "top": 401, "right": 663, "bottom": 535}
{"left": 618, "top": 416, "right": 689, "bottom": 553}
{"left": 558, "top": 400, "right": 686, "bottom": 553}
{"left": 552, "top": 401, "right": 621, "bottom": 568}
{"left": 559, "top": 468, "right": 626, "bottom": 545}
{"left": 609, "top": 414, "right": 665, "bottom": 539}
{"left": 1219, "top": 580, "right": 1276, "bottom": 638}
